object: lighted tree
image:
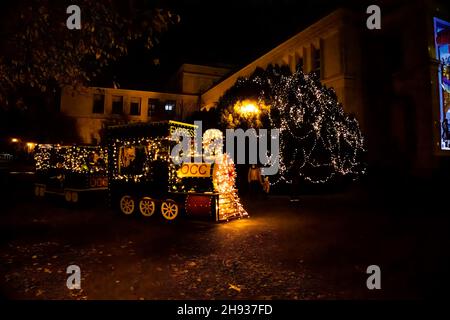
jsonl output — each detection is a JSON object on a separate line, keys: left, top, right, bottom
{"left": 215, "top": 66, "right": 366, "bottom": 184}
{"left": 212, "top": 153, "right": 248, "bottom": 220}
{"left": 270, "top": 71, "right": 366, "bottom": 184}
{"left": 202, "top": 129, "right": 248, "bottom": 220}
{"left": 216, "top": 65, "right": 290, "bottom": 130}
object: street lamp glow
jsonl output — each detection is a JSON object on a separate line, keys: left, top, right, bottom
{"left": 241, "top": 102, "right": 260, "bottom": 115}
{"left": 26, "top": 142, "right": 36, "bottom": 153}
{"left": 234, "top": 99, "right": 262, "bottom": 117}
{"left": 11, "top": 138, "right": 19, "bottom": 143}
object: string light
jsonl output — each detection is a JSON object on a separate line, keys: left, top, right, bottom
{"left": 212, "top": 153, "right": 248, "bottom": 220}
{"left": 268, "top": 71, "right": 366, "bottom": 184}
{"left": 217, "top": 66, "right": 366, "bottom": 185}
{"left": 34, "top": 145, "right": 108, "bottom": 173}
{"left": 34, "top": 144, "right": 53, "bottom": 171}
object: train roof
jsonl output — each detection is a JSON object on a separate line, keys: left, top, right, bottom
{"left": 36, "top": 144, "right": 104, "bottom": 150}
{"left": 105, "top": 120, "right": 197, "bottom": 139}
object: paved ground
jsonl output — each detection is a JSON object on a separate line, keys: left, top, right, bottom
{"left": 0, "top": 177, "right": 449, "bottom": 300}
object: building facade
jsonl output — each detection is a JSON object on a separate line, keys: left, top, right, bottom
{"left": 60, "top": 2, "right": 450, "bottom": 177}
{"left": 60, "top": 86, "right": 199, "bottom": 144}
{"left": 361, "top": 0, "right": 450, "bottom": 177}
{"left": 60, "top": 64, "right": 232, "bottom": 144}
{"left": 169, "top": 63, "right": 232, "bottom": 95}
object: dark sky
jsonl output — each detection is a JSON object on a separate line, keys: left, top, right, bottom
{"left": 109, "top": 0, "right": 368, "bottom": 91}
{"left": 0, "top": 0, "right": 376, "bottom": 91}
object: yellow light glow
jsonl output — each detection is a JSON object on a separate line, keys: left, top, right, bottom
{"left": 234, "top": 99, "right": 265, "bottom": 117}
{"left": 26, "top": 142, "right": 36, "bottom": 153}
{"left": 11, "top": 138, "right": 19, "bottom": 143}
{"left": 240, "top": 102, "right": 259, "bottom": 115}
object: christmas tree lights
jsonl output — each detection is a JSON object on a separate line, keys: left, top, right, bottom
{"left": 34, "top": 144, "right": 53, "bottom": 171}
{"left": 270, "top": 71, "right": 365, "bottom": 184}
{"left": 202, "top": 129, "right": 248, "bottom": 220}
{"left": 34, "top": 144, "right": 108, "bottom": 174}
{"left": 109, "top": 137, "right": 170, "bottom": 183}
{"left": 212, "top": 153, "right": 248, "bottom": 220}
{"left": 216, "top": 65, "right": 366, "bottom": 185}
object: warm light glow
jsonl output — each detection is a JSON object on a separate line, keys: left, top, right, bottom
{"left": 234, "top": 99, "right": 264, "bottom": 117}
{"left": 26, "top": 142, "right": 36, "bottom": 153}
{"left": 11, "top": 138, "right": 19, "bottom": 143}
{"left": 34, "top": 144, "right": 107, "bottom": 173}
{"left": 212, "top": 153, "right": 248, "bottom": 220}
{"left": 240, "top": 102, "right": 259, "bottom": 115}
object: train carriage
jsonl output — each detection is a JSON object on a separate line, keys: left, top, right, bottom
{"left": 33, "top": 144, "right": 108, "bottom": 203}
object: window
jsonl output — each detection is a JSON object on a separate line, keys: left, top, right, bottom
{"left": 165, "top": 101, "right": 176, "bottom": 113}
{"left": 313, "top": 46, "right": 321, "bottom": 75}
{"left": 118, "top": 145, "right": 147, "bottom": 176}
{"left": 92, "top": 94, "right": 105, "bottom": 114}
{"left": 130, "top": 97, "right": 141, "bottom": 116}
{"left": 112, "top": 96, "right": 123, "bottom": 114}
{"left": 148, "top": 98, "right": 159, "bottom": 116}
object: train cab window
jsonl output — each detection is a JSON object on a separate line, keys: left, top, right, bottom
{"left": 118, "top": 145, "right": 147, "bottom": 176}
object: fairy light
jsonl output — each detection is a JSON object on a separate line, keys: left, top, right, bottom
{"left": 34, "top": 144, "right": 53, "bottom": 171}
{"left": 212, "top": 153, "right": 248, "bottom": 220}
{"left": 217, "top": 67, "right": 366, "bottom": 185}
{"left": 268, "top": 71, "right": 366, "bottom": 185}
{"left": 34, "top": 145, "right": 108, "bottom": 173}
{"left": 109, "top": 137, "right": 174, "bottom": 185}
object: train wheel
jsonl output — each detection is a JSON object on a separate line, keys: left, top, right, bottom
{"left": 120, "top": 195, "right": 135, "bottom": 215}
{"left": 161, "top": 200, "right": 179, "bottom": 220}
{"left": 71, "top": 191, "right": 79, "bottom": 203}
{"left": 139, "top": 197, "right": 156, "bottom": 217}
{"left": 64, "top": 191, "right": 72, "bottom": 202}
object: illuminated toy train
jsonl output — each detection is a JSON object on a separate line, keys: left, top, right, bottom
{"left": 34, "top": 121, "right": 248, "bottom": 222}
{"left": 34, "top": 144, "right": 108, "bottom": 203}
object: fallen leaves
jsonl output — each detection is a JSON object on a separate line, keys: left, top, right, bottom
{"left": 35, "top": 289, "right": 44, "bottom": 297}
{"left": 228, "top": 283, "right": 241, "bottom": 292}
